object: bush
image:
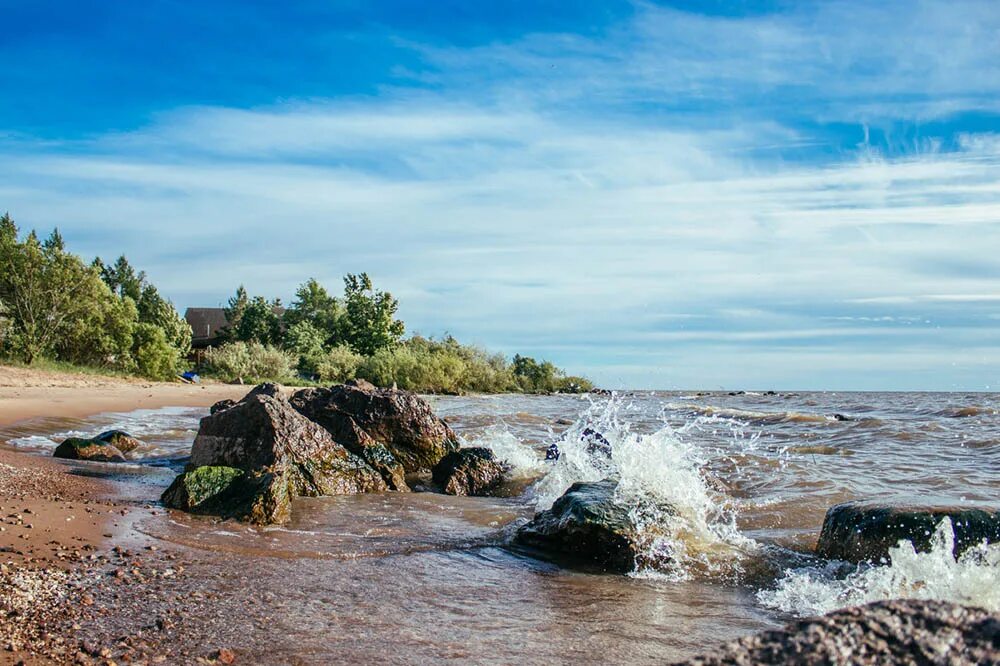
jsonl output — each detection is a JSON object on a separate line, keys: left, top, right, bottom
{"left": 315, "top": 345, "right": 364, "bottom": 383}
{"left": 201, "top": 341, "right": 295, "bottom": 384}
{"left": 133, "top": 322, "right": 181, "bottom": 380}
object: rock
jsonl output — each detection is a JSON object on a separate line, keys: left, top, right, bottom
{"left": 543, "top": 427, "right": 612, "bottom": 462}
{"left": 432, "top": 448, "right": 509, "bottom": 496}
{"left": 289, "top": 380, "right": 458, "bottom": 477}
{"left": 210, "top": 399, "right": 236, "bottom": 415}
{"left": 93, "top": 430, "right": 143, "bottom": 454}
{"left": 676, "top": 599, "right": 1000, "bottom": 665}
{"left": 816, "top": 501, "right": 1000, "bottom": 563}
{"left": 163, "top": 390, "right": 386, "bottom": 524}
{"left": 515, "top": 479, "right": 671, "bottom": 573}
{"left": 53, "top": 437, "right": 126, "bottom": 463}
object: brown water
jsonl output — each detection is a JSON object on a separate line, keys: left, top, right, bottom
{"left": 3, "top": 391, "right": 999, "bottom": 663}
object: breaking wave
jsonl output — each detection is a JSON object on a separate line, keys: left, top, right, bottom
{"left": 530, "top": 396, "right": 757, "bottom": 580}
{"left": 758, "top": 519, "right": 1000, "bottom": 616}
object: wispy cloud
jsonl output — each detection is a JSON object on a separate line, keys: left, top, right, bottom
{"left": 0, "top": 0, "right": 998, "bottom": 389}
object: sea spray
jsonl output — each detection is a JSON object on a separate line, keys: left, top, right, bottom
{"left": 459, "top": 424, "right": 546, "bottom": 480}
{"left": 759, "top": 518, "right": 1000, "bottom": 615}
{"left": 532, "top": 395, "right": 757, "bottom": 579}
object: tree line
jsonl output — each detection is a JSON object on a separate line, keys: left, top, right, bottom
{"left": 0, "top": 213, "right": 592, "bottom": 393}
{"left": 204, "top": 277, "right": 592, "bottom": 393}
{"left": 0, "top": 214, "right": 190, "bottom": 379}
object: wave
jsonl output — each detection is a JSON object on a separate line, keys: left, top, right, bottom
{"left": 758, "top": 519, "right": 1000, "bottom": 616}
{"left": 666, "top": 404, "right": 838, "bottom": 425}
{"left": 531, "top": 396, "right": 757, "bottom": 580}
{"left": 935, "top": 406, "right": 998, "bottom": 418}
{"left": 460, "top": 424, "right": 546, "bottom": 480}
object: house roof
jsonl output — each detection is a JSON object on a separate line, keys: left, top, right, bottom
{"left": 185, "top": 307, "right": 228, "bottom": 341}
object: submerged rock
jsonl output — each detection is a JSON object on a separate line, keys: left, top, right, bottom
{"left": 816, "top": 501, "right": 1000, "bottom": 563}
{"left": 289, "top": 380, "right": 458, "bottom": 485}
{"left": 515, "top": 479, "right": 671, "bottom": 573}
{"left": 432, "top": 447, "right": 509, "bottom": 496}
{"left": 163, "top": 389, "right": 386, "bottom": 524}
{"left": 93, "top": 430, "right": 143, "bottom": 454}
{"left": 677, "top": 599, "right": 999, "bottom": 665}
{"left": 53, "top": 437, "right": 127, "bottom": 463}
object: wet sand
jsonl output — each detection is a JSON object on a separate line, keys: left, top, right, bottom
{"left": 0, "top": 367, "right": 248, "bottom": 664}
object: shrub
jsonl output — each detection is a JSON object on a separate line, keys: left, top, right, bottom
{"left": 315, "top": 345, "right": 364, "bottom": 383}
{"left": 201, "top": 341, "right": 295, "bottom": 384}
{"left": 133, "top": 322, "right": 181, "bottom": 380}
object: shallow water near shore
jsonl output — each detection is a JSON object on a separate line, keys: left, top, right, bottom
{"left": 2, "top": 390, "right": 999, "bottom": 663}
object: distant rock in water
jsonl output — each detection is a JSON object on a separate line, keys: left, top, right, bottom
{"left": 289, "top": 379, "right": 458, "bottom": 488}
{"left": 432, "top": 447, "right": 509, "bottom": 496}
{"left": 515, "top": 479, "right": 673, "bottom": 573}
{"left": 544, "top": 427, "right": 612, "bottom": 462}
{"left": 676, "top": 600, "right": 999, "bottom": 665}
{"left": 816, "top": 501, "right": 1000, "bottom": 563}
{"left": 163, "top": 388, "right": 387, "bottom": 524}
{"left": 93, "top": 430, "right": 143, "bottom": 454}
{"left": 53, "top": 437, "right": 127, "bottom": 463}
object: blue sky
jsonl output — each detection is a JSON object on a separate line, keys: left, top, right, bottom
{"left": 1, "top": 0, "right": 999, "bottom": 390}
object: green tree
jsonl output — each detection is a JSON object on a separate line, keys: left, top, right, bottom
{"left": 95, "top": 255, "right": 146, "bottom": 301}
{"left": 0, "top": 220, "right": 111, "bottom": 364}
{"left": 220, "top": 285, "right": 249, "bottom": 342}
{"left": 235, "top": 296, "right": 282, "bottom": 345}
{"left": 137, "top": 284, "right": 192, "bottom": 358}
{"left": 132, "top": 322, "right": 180, "bottom": 380}
{"left": 284, "top": 278, "right": 343, "bottom": 344}
{"left": 341, "top": 273, "right": 404, "bottom": 356}
{"left": 283, "top": 320, "right": 326, "bottom": 375}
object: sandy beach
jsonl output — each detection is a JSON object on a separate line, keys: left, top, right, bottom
{"left": 0, "top": 366, "right": 248, "bottom": 665}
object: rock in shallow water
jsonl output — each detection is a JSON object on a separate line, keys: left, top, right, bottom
{"left": 289, "top": 379, "right": 459, "bottom": 486}
{"left": 163, "top": 389, "right": 386, "bottom": 524}
{"left": 515, "top": 479, "right": 673, "bottom": 573}
{"left": 816, "top": 501, "right": 1000, "bottom": 563}
{"left": 432, "top": 447, "right": 509, "bottom": 496}
{"left": 93, "top": 430, "right": 143, "bottom": 454}
{"left": 677, "top": 599, "right": 1000, "bottom": 665}
{"left": 53, "top": 437, "right": 127, "bottom": 463}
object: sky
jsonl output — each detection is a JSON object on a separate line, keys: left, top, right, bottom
{"left": 1, "top": 0, "right": 998, "bottom": 391}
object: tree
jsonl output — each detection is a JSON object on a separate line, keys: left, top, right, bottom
{"left": 95, "top": 255, "right": 146, "bottom": 301}
{"left": 235, "top": 296, "right": 282, "bottom": 345}
{"left": 220, "top": 285, "right": 249, "bottom": 342}
{"left": 0, "top": 221, "right": 110, "bottom": 364}
{"left": 284, "top": 278, "right": 343, "bottom": 344}
{"left": 137, "top": 284, "right": 192, "bottom": 359}
{"left": 512, "top": 354, "right": 562, "bottom": 393}
{"left": 133, "top": 322, "right": 180, "bottom": 380}
{"left": 283, "top": 320, "right": 326, "bottom": 375}
{"left": 341, "top": 273, "right": 404, "bottom": 356}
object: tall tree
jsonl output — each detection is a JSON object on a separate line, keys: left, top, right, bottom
{"left": 220, "top": 285, "right": 249, "bottom": 342}
{"left": 284, "top": 278, "right": 343, "bottom": 343}
{"left": 235, "top": 296, "right": 282, "bottom": 345}
{"left": 0, "top": 221, "right": 109, "bottom": 364}
{"left": 95, "top": 254, "right": 146, "bottom": 301}
{"left": 341, "top": 273, "right": 404, "bottom": 356}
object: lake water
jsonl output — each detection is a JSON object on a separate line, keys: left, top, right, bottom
{"left": 3, "top": 390, "right": 999, "bottom": 663}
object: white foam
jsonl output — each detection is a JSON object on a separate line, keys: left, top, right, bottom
{"left": 461, "top": 425, "right": 546, "bottom": 479}
{"left": 532, "top": 395, "right": 756, "bottom": 580}
{"left": 759, "top": 519, "right": 1000, "bottom": 615}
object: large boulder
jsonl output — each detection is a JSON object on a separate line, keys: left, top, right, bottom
{"left": 289, "top": 380, "right": 459, "bottom": 486}
{"left": 676, "top": 600, "right": 999, "bottom": 665}
{"left": 163, "top": 390, "right": 386, "bottom": 524}
{"left": 432, "top": 447, "right": 509, "bottom": 496}
{"left": 53, "top": 437, "right": 127, "bottom": 463}
{"left": 816, "top": 501, "right": 1000, "bottom": 563}
{"left": 515, "top": 479, "right": 672, "bottom": 573}
{"left": 93, "top": 430, "right": 143, "bottom": 454}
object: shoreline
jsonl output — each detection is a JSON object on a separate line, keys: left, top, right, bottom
{"left": 0, "top": 366, "right": 249, "bottom": 664}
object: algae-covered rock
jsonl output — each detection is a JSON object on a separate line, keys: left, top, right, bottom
{"left": 94, "top": 430, "right": 143, "bottom": 454}
{"left": 677, "top": 599, "right": 999, "bottom": 666}
{"left": 289, "top": 380, "right": 459, "bottom": 475}
{"left": 432, "top": 447, "right": 509, "bottom": 496}
{"left": 162, "top": 389, "right": 387, "bottom": 525}
{"left": 162, "top": 466, "right": 294, "bottom": 524}
{"left": 53, "top": 437, "right": 126, "bottom": 463}
{"left": 816, "top": 501, "right": 1000, "bottom": 563}
{"left": 515, "top": 479, "right": 672, "bottom": 573}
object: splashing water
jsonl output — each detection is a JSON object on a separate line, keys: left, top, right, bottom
{"left": 530, "top": 395, "right": 757, "bottom": 580}
{"left": 759, "top": 518, "right": 1000, "bottom": 615}
{"left": 460, "top": 424, "right": 546, "bottom": 480}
